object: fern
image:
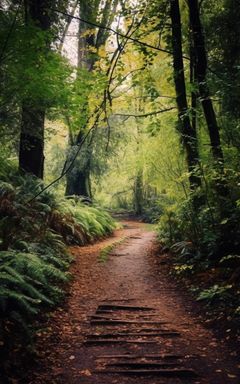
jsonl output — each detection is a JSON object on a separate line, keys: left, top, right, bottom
{"left": 0, "top": 250, "right": 69, "bottom": 307}
{"left": 0, "top": 288, "right": 40, "bottom": 315}
{"left": 56, "top": 198, "right": 116, "bottom": 242}
{"left": 0, "top": 181, "right": 15, "bottom": 196}
{"left": 0, "top": 157, "right": 116, "bottom": 367}
{"left": 0, "top": 267, "right": 53, "bottom": 305}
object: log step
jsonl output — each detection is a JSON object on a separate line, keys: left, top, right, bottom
{"left": 85, "top": 339, "right": 157, "bottom": 345}
{"left": 98, "top": 354, "right": 183, "bottom": 360}
{"left": 95, "top": 310, "right": 158, "bottom": 317}
{"left": 88, "top": 331, "right": 180, "bottom": 338}
{"left": 107, "top": 362, "right": 181, "bottom": 368}
{"left": 90, "top": 315, "right": 113, "bottom": 320}
{"left": 90, "top": 315, "right": 164, "bottom": 321}
{"left": 97, "top": 304, "right": 155, "bottom": 311}
{"left": 94, "top": 368, "right": 198, "bottom": 377}
{"left": 90, "top": 319, "right": 167, "bottom": 325}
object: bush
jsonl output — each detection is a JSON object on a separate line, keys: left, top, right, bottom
{"left": 156, "top": 168, "right": 240, "bottom": 320}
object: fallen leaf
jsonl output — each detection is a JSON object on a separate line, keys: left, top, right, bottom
{"left": 80, "top": 369, "right": 92, "bottom": 376}
{"left": 227, "top": 374, "right": 237, "bottom": 379}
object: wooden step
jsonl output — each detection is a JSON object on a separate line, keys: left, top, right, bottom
{"left": 98, "top": 304, "right": 155, "bottom": 311}
{"left": 107, "top": 362, "right": 181, "bottom": 368}
{"left": 95, "top": 310, "right": 159, "bottom": 317}
{"left": 90, "top": 319, "right": 167, "bottom": 325}
{"left": 98, "top": 354, "right": 183, "bottom": 360}
{"left": 85, "top": 339, "right": 156, "bottom": 345}
{"left": 94, "top": 368, "right": 198, "bottom": 377}
{"left": 88, "top": 331, "right": 180, "bottom": 338}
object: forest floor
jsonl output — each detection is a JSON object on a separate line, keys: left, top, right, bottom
{"left": 21, "top": 220, "right": 240, "bottom": 384}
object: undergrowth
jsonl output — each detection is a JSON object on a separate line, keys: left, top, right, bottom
{"left": 0, "top": 157, "right": 116, "bottom": 376}
{"left": 156, "top": 168, "right": 240, "bottom": 324}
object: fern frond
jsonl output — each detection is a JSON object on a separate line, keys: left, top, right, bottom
{"left": 0, "top": 288, "right": 40, "bottom": 315}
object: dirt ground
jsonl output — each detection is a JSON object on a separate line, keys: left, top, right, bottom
{"left": 21, "top": 221, "right": 239, "bottom": 384}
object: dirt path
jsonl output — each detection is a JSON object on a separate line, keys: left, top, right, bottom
{"left": 26, "top": 221, "right": 239, "bottom": 384}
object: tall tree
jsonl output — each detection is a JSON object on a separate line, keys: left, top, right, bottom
{"left": 19, "top": 0, "right": 52, "bottom": 178}
{"left": 169, "top": 0, "right": 201, "bottom": 190}
{"left": 187, "top": 0, "right": 224, "bottom": 164}
{"left": 204, "top": 0, "right": 240, "bottom": 151}
{"left": 65, "top": 0, "right": 118, "bottom": 198}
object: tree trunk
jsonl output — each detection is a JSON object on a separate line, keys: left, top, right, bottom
{"left": 65, "top": 128, "right": 92, "bottom": 199}
{"left": 77, "top": 1, "right": 98, "bottom": 70}
{"left": 190, "top": 29, "right": 197, "bottom": 134}
{"left": 19, "top": 0, "right": 51, "bottom": 178}
{"left": 134, "top": 171, "right": 143, "bottom": 215}
{"left": 188, "top": 0, "right": 224, "bottom": 164}
{"left": 221, "top": 0, "right": 240, "bottom": 119}
{"left": 65, "top": 2, "right": 96, "bottom": 197}
{"left": 65, "top": 168, "right": 91, "bottom": 198}
{"left": 170, "top": 0, "right": 201, "bottom": 190}
{"left": 65, "top": 0, "right": 117, "bottom": 198}
{"left": 19, "top": 105, "right": 45, "bottom": 178}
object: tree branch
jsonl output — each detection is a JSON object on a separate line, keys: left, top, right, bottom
{"left": 50, "top": 7, "right": 184, "bottom": 58}
{"left": 114, "top": 106, "right": 176, "bottom": 118}
{"left": 0, "top": 1, "right": 22, "bottom": 63}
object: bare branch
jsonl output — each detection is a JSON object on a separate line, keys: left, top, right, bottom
{"left": 113, "top": 106, "right": 176, "bottom": 118}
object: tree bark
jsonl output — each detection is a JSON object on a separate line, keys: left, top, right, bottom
{"left": 19, "top": 0, "right": 51, "bottom": 178}
{"left": 19, "top": 105, "right": 45, "bottom": 178}
{"left": 187, "top": 0, "right": 224, "bottom": 164}
{"left": 221, "top": 0, "right": 240, "bottom": 119}
{"left": 170, "top": 0, "right": 201, "bottom": 190}
{"left": 134, "top": 171, "right": 143, "bottom": 215}
{"left": 65, "top": 166, "right": 91, "bottom": 197}
{"left": 190, "top": 29, "right": 197, "bottom": 134}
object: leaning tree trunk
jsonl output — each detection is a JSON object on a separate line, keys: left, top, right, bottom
{"left": 19, "top": 0, "right": 51, "bottom": 178}
{"left": 170, "top": 0, "right": 201, "bottom": 191}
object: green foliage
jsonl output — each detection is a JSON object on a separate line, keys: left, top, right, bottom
{"left": 157, "top": 165, "right": 240, "bottom": 260}
{"left": 56, "top": 198, "right": 116, "bottom": 243}
{"left": 139, "top": 194, "right": 171, "bottom": 223}
{"left": 3, "top": 24, "right": 72, "bottom": 108}
{"left": 197, "top": 284, "right": 233, "bottom": 303}
{"left": 0, "top": 157, "right": 116, "bottom": 370}
{"left": 171, "top": 241, "right": 195, "bottom": 259}
{"left": 220, "top": 254, "right": 240, "bottom": 268}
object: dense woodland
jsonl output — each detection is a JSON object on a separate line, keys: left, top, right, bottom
{"left": 0, "top": 0, "right": 240, "bottom": 378}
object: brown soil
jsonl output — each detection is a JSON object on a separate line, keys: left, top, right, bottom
{"left": 22, "top": 221, "right": 239, "bottom": 384}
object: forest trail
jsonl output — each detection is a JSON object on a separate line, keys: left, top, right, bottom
{"left": 27, "top": 221, "right": 239, "bottom": 384}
